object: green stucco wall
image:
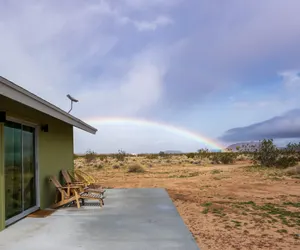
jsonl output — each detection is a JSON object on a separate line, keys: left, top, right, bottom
{"left": 0, "top": 95, "right": 74, "bottom": 230}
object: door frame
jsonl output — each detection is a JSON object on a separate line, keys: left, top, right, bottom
{"left": 4, "top": 116, "right": 40, "bottom": 226}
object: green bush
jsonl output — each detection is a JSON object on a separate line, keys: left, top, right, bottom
{"left": 85, "top": 149, "right": 97, "bottom": 163}
{"left": 94, "top": 164, "right": 104, "bottom": 170}
{"left": 146, "top": 154, "right": 158, "bottom": 159}
{"left": 113, "top": 149, "right": 126, "bottom": 161}
{"left": 211, "top": 152, "right": 236, "bottom": 164}
{"left": 186, "top": 153, "right": 196, "bottom": 158}
{"left": 99, "top": 155, "right": 108, "bottom": 161}
{"left": 252, "top": 139, "right": 278, "bottom": 167}
{"left": 275, "top": 156, "right": 298, "bottom": 168}
{"left": 127, "top": 164, "right": 145, "bottom": 173}
{"left": 159, "top": 151, "right": 166, "bottom": 157}
{"left": 197, "top": 148, "right": 210, "bottom": 159}
{"left": 248, "top": 139, "right": 299, "bottom": 168}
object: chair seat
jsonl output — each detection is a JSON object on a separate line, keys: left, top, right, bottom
{"left": 80, "top": 192, "right": 104, "bottom": 199}
{"left": 83, "top": 187, "right": 106, "bottom": 194}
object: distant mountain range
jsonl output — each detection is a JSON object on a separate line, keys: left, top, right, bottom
{"left": 163, "top": 150, "right": 183, "bottom": 154}
{"left": 226, "top": 142, "right": 261, "bottom": 152}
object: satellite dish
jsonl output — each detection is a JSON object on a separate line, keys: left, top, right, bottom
{"left": 67, "top": 94, "right": 79, "bottom": 113}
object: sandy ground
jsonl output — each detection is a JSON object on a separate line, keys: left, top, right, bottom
{"left": 75, "top": 157, "right": 300, "bottom": 250}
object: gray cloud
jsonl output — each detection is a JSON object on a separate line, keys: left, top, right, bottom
{"left": 160, "top": 0, "right": 300, "bottom": 108}
{"left": 219, "top": 109, "right": 300, "bottom": 142}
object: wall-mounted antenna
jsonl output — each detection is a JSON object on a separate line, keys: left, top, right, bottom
{"left": 67, "top": 94, "right": 79, "bottom": 113}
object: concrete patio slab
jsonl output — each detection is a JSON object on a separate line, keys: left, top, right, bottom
{"left": 0, "top": 188, "right": 199, "bottom": 250}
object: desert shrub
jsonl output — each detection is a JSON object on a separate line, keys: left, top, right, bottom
{"left": 201, "top": 157, "right": 211, "bottom": 166}
{"left": 249, "top": 139, "right": 299, "bottom": 168}
{"left": 99, "top": 155, "right": 108, "bottom": 161}
{"left": 211, "top": 152, "right": 236, "bottom": 164}
{"left": 147, "top": 164, "right": 153, "bottom": 168}
{"left": 146, "top": 154, "right": 158, "bottom": 159}
{"left": 211, "top": 169, "right": 222, "bottom": 174}
{"left": 252, "top": 139, "right": 279, "bottom": 167}
{"left": 284, "top": 142, "right": 300, "bottom": 161}
{"left": 113, "top": 149, "right": 126, "bottom": 161}
{"left": 193, "top": 161, "right": 201, "bottom": 165}
{"left": 284, "top": 165, "right": 300, "bottom": 175}
{"left": 220, "top": 153, "right": 236, "bottom": 164}
{"left": 112, "top": 164, "right": 120, "bottom": 169}
{"left": 236, "top": 154, "right": 248, "bottom": 161}
{"left": 186, "top": 153, "right": 196, "bottom": 158}
{"left": 159, "top": 151, "right": 165, "bottom": 157}
{"left": 94, "top": 164, "right": 104, "bottom": 170}
{"left": 127, "top": 163, "right": 145, "bottom": 173}
{"left": 85, "top": 149, "right": 97, "bottom": 163}
{"left": 275, "top": 155, "right": 298, "bottom": 168}
{"left": 197, "top": 148, "right": 210, "bottom": 159}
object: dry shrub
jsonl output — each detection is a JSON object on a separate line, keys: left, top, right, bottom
{"left": 85, "top": 149, "right": 97, "bottom": 163}
{"left": 202, "top": 157, "right": 212, "bottom": 166}
{"left": 237, "top": 154, "right": 248, "bottom": 161}
{"left": 127, "top": 163, "right": 145, "bottom": 173}
{"left": 94, "top": 164, "right": 104, "bottom": 170}
{"left": 284, "top": 165, "right": 300, "bottom": 175}
{"left": 112, "top": 164, "right": 120, "bottom": 169}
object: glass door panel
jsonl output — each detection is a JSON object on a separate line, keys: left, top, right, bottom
{"left": 22, "top": 125, "right": 36, "bottom": 210}
{"left": 4, "top": 121, "right": 37, "bottom": 221}
{"left": 4, "top": 121, "right": 23, "bottom": 220}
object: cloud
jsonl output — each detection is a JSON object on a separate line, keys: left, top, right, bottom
{"left": 131, "top": 16, "right": 173, "bottom": 31}
{"left": 279, "top": 70, "right": 300, "bottom": 89}
{"left": 75, "top": 48, "right": 167, "bottom": 117}
{"left": 121, "top": 0, "right": 182, "bottom": 10}
{"left": 219, "top": 109, "right": 300, "bottom": 142}
{"left": 159, "top": 0, "right": 300, "bottom": 108}
{"left": 0, "top": 0, "right": 170, "bottom": 117}
{"left": 2, "top": 0, "right": 300, "bottom": 153}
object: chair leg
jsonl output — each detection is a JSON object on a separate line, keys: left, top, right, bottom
{"left": 74, "top": 191, "right": 80, "bottom": 208}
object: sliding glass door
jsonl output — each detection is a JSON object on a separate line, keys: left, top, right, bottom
{"left": 4, "top": 120, "right": 37, "bottom": 223}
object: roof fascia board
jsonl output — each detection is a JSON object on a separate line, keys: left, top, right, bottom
{"left": 0, "top": 77, "right": 97, "bottom": 134}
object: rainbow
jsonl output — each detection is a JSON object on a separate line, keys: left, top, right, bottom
{"left": 84, "top": 117, "right": 225, "bottom": 150}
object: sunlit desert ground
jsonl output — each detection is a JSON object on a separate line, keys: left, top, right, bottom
{"left": 75, "top": 155, "right": 300, "bottom": 250}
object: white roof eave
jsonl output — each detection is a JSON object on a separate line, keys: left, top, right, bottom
{"left": 0, "top": 76, "right": 97, "bottom": 134}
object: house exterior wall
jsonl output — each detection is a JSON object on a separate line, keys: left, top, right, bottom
{"left": 0, "top": 96, "right": 74, "bottom": 231}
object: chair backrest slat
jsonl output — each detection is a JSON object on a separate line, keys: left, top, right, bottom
{"left": 49, "top": 176, "right": 68, "bottom": 197}
{"left": 75, "top": 170, "right": 96, "bottom": 183}
{"left": 61, "top": 169, "right": 72, "bottom": 184}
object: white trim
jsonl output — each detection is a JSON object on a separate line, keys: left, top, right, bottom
{"left": 0, "top": 76, "right": 97, "bottom": 134}
{"left": 35, "top": 125, "right": 40, "bottom": 208}
{"left": 6, "top": 116, "right": 38, "bottom": 128}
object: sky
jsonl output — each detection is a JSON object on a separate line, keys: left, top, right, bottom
{"left": 1, "top": 0, "right": 300, "bottom": 153}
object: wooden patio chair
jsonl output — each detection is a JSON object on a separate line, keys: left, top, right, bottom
{"left": 61, "top": 169, "right": 105, "bottom": 196}
{"left": 49, "top": 176, "right": 81, "bottom": 209}
{"left": 49, "top": 176, "right": 105, "bottom": 208}
{"left": 72, "top": 169, "right": 103, "bottom": 189}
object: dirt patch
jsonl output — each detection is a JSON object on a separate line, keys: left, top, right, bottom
{"left": 75, "top": 156, "right": 300, "bottom": 250}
